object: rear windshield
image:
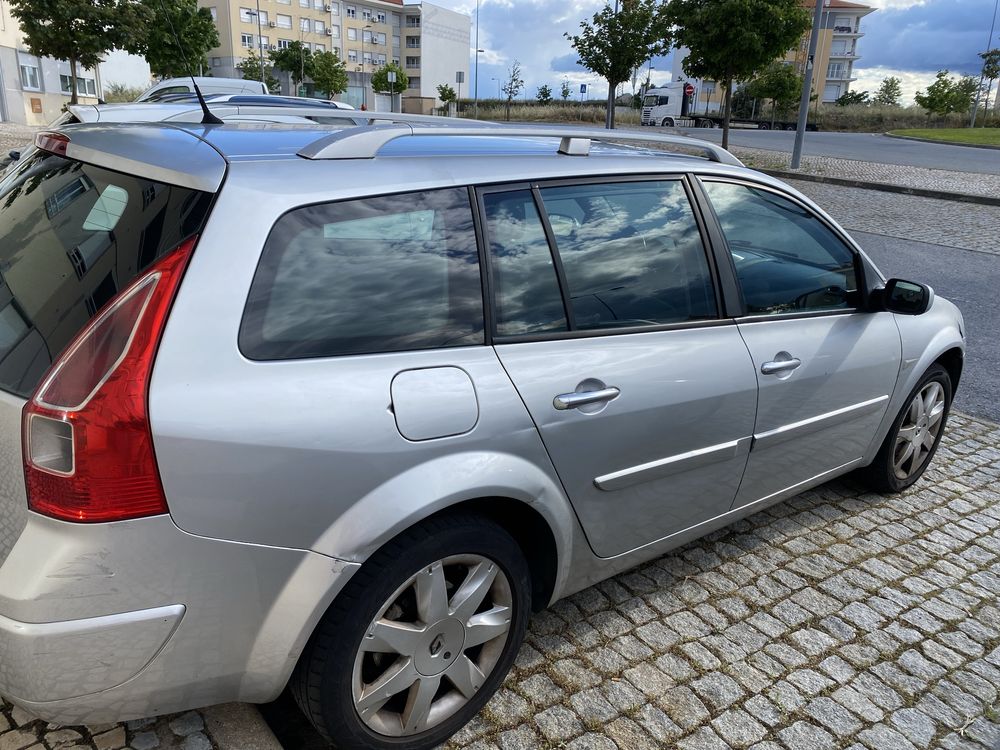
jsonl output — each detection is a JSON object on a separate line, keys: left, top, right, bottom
{"left": 0, "top": 151, "right": 213, "bottom": 397}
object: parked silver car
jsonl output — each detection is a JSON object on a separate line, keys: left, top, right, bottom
{"left": 0, "top": 117, "right": 963, "bottom": 749}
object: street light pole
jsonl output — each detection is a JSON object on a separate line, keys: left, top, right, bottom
{"left": 255, "top": 0, "right": 265, "bottom": 85}
{"left": 474, "top": 0, "right": 480, "bottom": 119}
{"left": 606, "top": 0, "right": 620, "bottom": 129}
{"left": 970, "top": 0, "right": 999, "bottom": 126}
{"left": 790, "top": 0, "right": 825, "bottom": 169}
{"left": 362, "top": 24, "right": 372, "bottom": 109}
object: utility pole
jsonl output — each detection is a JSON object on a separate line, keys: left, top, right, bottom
{"left": 791, "top": 0, "right": 825, "bottom": 169}
{"left": 970, "top": 0, "right": 999, "bottom": 126}
{"left": 255, "top": 0, "right": 266, "bottom": 85}
{"left": 474, "top": 0, "right": 480, "bottom": 118}
{"left": 605, "top": 0, "right": 620, "bottom": 129}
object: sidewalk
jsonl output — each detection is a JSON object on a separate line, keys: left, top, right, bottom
{"left": 730, "top": 145, "right": 1000, "bottom": 204}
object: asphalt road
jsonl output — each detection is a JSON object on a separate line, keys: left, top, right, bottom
{"left": 670, "top": 128, "right": 1000, "bottom": 174}
{"left": 850, "top": 230, "right": 997, "bottom": 423}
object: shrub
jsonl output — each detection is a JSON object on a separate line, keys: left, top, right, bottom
{"left": 103, "top": 82, "right": 146, "bottom": 103}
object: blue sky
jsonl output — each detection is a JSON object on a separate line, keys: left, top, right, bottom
{"left": 432, "top": 0, "right": 1000, "bottom": 105}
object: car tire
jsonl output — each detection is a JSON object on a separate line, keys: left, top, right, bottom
{"left": 291, "top": 513, "right": 532, "bottom": 750}
{"left": 858, "top": 363, "right": 952, "bottom": 494}
{"left": 661, "top": 117, "right": 674, "bottom": 127}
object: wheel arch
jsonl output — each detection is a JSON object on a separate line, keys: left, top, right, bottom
{"left": 935, "top": 346, "right": 964, "bottom": 393}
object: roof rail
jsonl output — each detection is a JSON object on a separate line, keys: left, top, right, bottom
{"left": 296, "top": 124, "right": 744, "bottom": 166}
{"left": 217, "top": 105, "right": 492, "bottom": 128}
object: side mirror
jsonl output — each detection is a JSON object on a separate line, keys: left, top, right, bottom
{"left": 880, "top": 278, "right": 933, "bottom": 315}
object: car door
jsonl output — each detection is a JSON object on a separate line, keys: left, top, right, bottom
{"left": 481, "top": 178, "right": 759, "bottom": 559}
{"left": 697, "top": 178, "right": 901, "bottom": 510}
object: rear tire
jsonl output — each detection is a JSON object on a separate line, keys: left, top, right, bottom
{"left": 291, "top": 514, "right": 531, "bottom": 750}
{"left": 758, "top": 123, "right": 770, "bottom": 130}
{"left": 857, "top": 364, "right": 952, "bottom": 494}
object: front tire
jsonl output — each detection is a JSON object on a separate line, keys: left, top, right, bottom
{"left": 859, "top": 364, "right": 952, "bottom": 493}
{"left": 292, "top": 514, "right": 531, "bottom": 750}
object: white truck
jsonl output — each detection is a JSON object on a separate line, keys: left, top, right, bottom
{"left": 640, "top": 83, "right": 818, "bottom": 131}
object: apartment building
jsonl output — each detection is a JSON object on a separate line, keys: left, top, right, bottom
{"left": 199, "top": 0, "right": 469, "bottom": 109}
{"left": 0, "top": 0, "right": 102, "bottom": 125}
{"left": 671, "top": 0, "right": 875, "bottom": 114}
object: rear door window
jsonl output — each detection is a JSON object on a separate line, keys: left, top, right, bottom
{"left": 0, "top": 151, "right": 213, "bottom": 397}
{"left": 240, "top": 188, "right": 484, "bottom": 360}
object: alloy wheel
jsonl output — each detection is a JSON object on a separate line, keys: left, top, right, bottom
{"left": 893, "top": 380, "right": 946, "bottom": 480}
{"left": 352, "top": 554, "right": 513, "bottom": 737}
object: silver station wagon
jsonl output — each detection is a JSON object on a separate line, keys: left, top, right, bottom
{"left": 0, "top": 115, "right": 964, "bottom": 749}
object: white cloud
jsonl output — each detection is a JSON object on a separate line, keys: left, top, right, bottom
{"left": 851, "top": 66, "right": 940, "bottom": 105}
{"left": 865, "top": 0, "right": 928, "bottom": 9}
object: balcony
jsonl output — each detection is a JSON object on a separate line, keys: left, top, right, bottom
{"left": 832, "top": 25, "right": 864, "bottom": 37}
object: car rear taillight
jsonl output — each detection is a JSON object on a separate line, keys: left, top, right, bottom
{"left": 35, "top": 131, "right": 70, "bottom": 157}
{"left": 22, "top": 237, "right": 197, "bottom": 523}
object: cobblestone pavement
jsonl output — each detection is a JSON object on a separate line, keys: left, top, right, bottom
{"left": 0, "top": 123, "right": 38, "bottom": 156}
{"left": 782, "top": 179, "right": 1000, "bottom": 256}
{"left": 0, "top": 700, "right": 217, "bottom": 750}
{"left": 731, "top": 146, "right": 1000, "bottom": 200}
{"left": 443, "top": 412, "right": 1000, "bottom": 750}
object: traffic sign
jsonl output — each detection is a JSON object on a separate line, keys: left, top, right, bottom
{"left": 683, "top": 83, "right": 695, "bottom": 97}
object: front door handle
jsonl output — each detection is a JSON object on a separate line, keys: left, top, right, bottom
{"left": 553, "top": 387, "right": 620, "bottom": 411}
{"left": 761, "top": 358, "right": 802, "bottom": 375}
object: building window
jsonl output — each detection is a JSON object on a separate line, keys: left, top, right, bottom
{"left": 278, "top": 38, "right": 292, "bottom": 49}
{"left": 241, "top": 32, "right": 254, "bottom": 47}
{"left": 60, "top": 75, "right": 97, "bottom": 97}
{"left": 211, "top": 57, "right": 222, "bottom": 67}
{"left": 276, "top": 13, "right": 292, "bottom": 28}
{"left": 391, "top": 12, "right": 400, "bottom": 27}
{"left": 330, "top": 24, "right": 340, "bottom": 38}
{"left": 330, "top": 3, "right": 339, "bottom": 14}
{"left": 376, "top": 53, "right": 385, "bottom": 64}
{"left": 362, "top": 29, "right": 372, "bottom": 42}
{"left": 300, "top": 0, "right": 309, "bottom": 6}
{"left": 827, "top": 62, "right": 844, "bottom": 79}
{"left": 277, "top": 0, "right": 290, "bottom": 4}
{"left": 362, "top": 51, "right": 372, "bottom": 64}
{"left": 393, "top": 34, "right": 400, "bottom": 47}
{"left": 361, "top": 8, "right": 372, "bottom": 20}
{"left": 347, "top": 27, "right": 357, "bottom": 40}
{"left": 405, "top": 15, "right": 419, "bottom": 27}
{"left": 208, "top": 6, "right": 218, "bottom": 20}
{"left": 375, "top": 32, "right": 386, "bottom": 45}
{"left": 314, "top": 19, "right": 325, "bottom": 33}
{"left": 376, "top": 11, "right": 385, "bottom": 23}
{"left": 300, "top": 17, "right": 310, "bottom": 31}
{"left": 313, "top": 0, "right": 323, "bottom": 8}
{"left": 392, "top": 56, "right": 399, "bottom": 65}
{"left": 348, "top": 49, "right": 358, "bottom": 62}
{"left": 346, "top": 5, "right": 356, "bottom": 18}
{"left": 19, "top": 63, "right": 40, "bottom": 90}
{"left": 240, "top": 6, "right": 254, "bottom": 22}
{"left": 259, "top": 35, "right": 270, "bottom": 46}
{"left": 258, "top": 10, "right": 268, "bottom": 23}
{"left": 408, "top": 76, "right": 420, "bottom": 89}
{"left": 315, "top": 43, "right": 325, "bottom": 52}
{"left": 405, "top": 36, "right": 419, "bottom": 48}
{"left": 405, "top": 56, "right": 419, "bottom": 68}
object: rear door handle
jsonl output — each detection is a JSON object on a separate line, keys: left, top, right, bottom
{"left": 760, "top": 358, "right": 802, "bottom": 375}
{"left": 553, "top": 387, "right": 620, "bottom": 411}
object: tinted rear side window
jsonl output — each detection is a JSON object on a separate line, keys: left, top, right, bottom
{"left": 240, "top": 188, "right": 484, "bottom": 360}
{"left": 0, "top": 151, "right": 213, "bottom": 397}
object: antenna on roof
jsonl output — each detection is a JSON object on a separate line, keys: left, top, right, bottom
{"left": 157, "top": 0, "right": 224, "bottom": 125}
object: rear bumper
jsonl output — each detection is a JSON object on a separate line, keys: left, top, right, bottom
{"left": 0, "top": 513, "right": 359, "bottom": 725}
{"left": 0, "top": 605, "right": 184, "bottom": 703}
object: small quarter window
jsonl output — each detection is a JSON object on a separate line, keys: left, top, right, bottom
{"left": 703, "top": 181, "right": 858, "bottom": 315}
{"left": 241, "top": 188, "right": 484, "bottom": 360}
{"left": 483, "top": 190, "right": 568, "bottom": 337}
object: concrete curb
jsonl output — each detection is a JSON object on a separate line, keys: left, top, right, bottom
{"left": 884, "top": 132, "right": 1000, "bottom": 151}
{"left": 203, "top": 703, "right": 283, "bottom": 750}
{"left": 759, "top": 169, "right": 1000, "bottom": 208}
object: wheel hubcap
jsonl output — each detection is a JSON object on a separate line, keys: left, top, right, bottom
{"left": 893, "top": 381, "right": 946, "bottom": 480}
{"left": 352, "top": 555, "right": 513, "bottom": 737}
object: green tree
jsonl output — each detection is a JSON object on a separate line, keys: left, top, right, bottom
{"left": 560, "top": 79, "right": 572, "bottom": 101}
{"left": 915, "top": 70, "right": 978, "bottom": 116}
{"left": 9, "top": 0, "right": 146, "bottom": 105}
{"left": 537, "top": 84, "right": 553, "bottom": 104}
{"left": 872, "top": 76, "right": 902, "bottom": 107}
{"left": 566, "top": 0, "right": 672, "bottom": 129}
{"left": 980, "top": 50, "right": 1000, "bottom": 117}
{"left": 269, "top": 41, "right": 314, "bottom": 91}
{"left": 501, "top": 60, "right": 525, "bottom": 121}
{"left": 311, "top": 51, "right": 348, "bottom": 97}
{"left": 140, "top": 0, "right": 218, "bottom": 79}
{"left": 372, "top": 62, "right": 408, "bottom": 95}
{"left": 237, "top": 51, "right": 279, "bottom": 92}
{"left": 835, "top": 89, "right": 869, "bottom": 107}
{"left": 746, "top": 62, "right": 803, "bottom": 125}
{"left": 665, "top": 0, "right": 811, "bottom": 149}
{"left": 437, "top": 83, "right": 457, "bottom": 103}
